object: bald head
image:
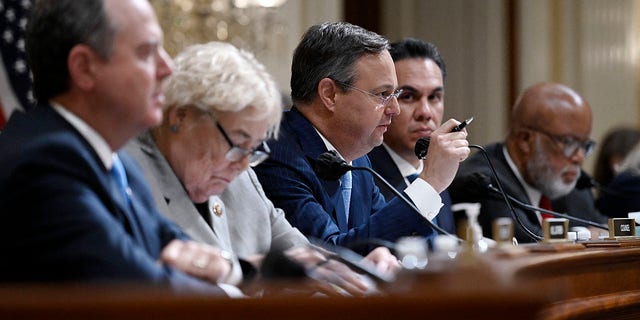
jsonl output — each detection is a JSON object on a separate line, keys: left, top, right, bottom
{"left": 505, "top": 82, "right": 594, "bottom": 198}
{"left": 511, "top": 82, "right": 592, "bottom": 134}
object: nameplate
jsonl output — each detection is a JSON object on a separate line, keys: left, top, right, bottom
{"left": 543, "top": 218, "right": 569, "bottom": 242}
{"left": 628, "top": 212, "right": 640, "bottom": 236}
{"left": 608, "top": 218, "right": 636, "bottom": 239}
{"left": 492, "top": 217, "right": 514, "bottom": 244}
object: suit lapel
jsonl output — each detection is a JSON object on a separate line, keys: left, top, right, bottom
{"left": 207, "top": 196, "right": 234, "bottom": 250}
{"left": 285, "top": 107, "right": 341, "bottom": 222}
{"left": 369, "top": 145, "right": 407, "bottom": 190}
{"left": 492, "top": 144, "right": 541, "bottom": 226}
{"left": 133, "top": 133, "right": 222, "bottom": 245}
{"left": 39, "top": 107, "right": 157, "bottom": 253}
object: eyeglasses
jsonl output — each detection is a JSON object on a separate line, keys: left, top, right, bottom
{"left": 333, "top": 79, "right": 403, "bottom": 110}
{"left": 528, "top": 127, "right": 596, "bottom": 158}
{"left": 215, "top": 122, "right": 270, "bottom": 167}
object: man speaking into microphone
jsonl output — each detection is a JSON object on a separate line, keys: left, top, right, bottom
{"left": 448, "top": 82, "right": 607, "bottom": 243}
{"left": 254, "top": 22, "right": 470, "bottom": 253}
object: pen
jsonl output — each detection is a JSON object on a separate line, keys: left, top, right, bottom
{"left": 451, "top": 117, "right": 474, "bottom": 132}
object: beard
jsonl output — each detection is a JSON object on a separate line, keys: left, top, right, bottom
{"left": 526, "top": 139, "right": 579, "bottom": 200}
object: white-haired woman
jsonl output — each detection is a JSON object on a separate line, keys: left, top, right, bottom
{"left": 596, "top": 141, "right": 640, "bottom": 218}
{"left": 127, "top": 42, "right": 399, "bottom": 296}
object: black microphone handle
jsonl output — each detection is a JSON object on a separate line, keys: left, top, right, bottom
{"left": 415, "top": 137, "right": 430, "bottom": 160}
{"left": 470, "top": 145, "right": 544, "bottom": 241}
{"left": 579, "top": 171, "right": 637, "bottom": 199}
{"left": 484, "top": 185, "right": 608, "bottom": 230}
{"left": 349, "top": 165, "right": 461, "bottom": 241}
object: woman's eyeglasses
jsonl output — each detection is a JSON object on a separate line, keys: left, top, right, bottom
{"left": 215, "top": 122, "right": 270, "bottom": 167}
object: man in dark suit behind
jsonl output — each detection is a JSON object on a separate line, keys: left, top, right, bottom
{"left": 0, "top": 0, "right": 233, "bottom": 294}
{"left": 254, "top": 22, "right": 470, "bottom": 253}
{"left": 368, "top": 38, "right": 456, "bottom": 234}
{"left": 448, "top": 82, "right": 607, "bottom": 243}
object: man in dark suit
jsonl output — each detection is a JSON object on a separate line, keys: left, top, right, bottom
{"left": 254, "top": 22, "right": 470, "bottom": 253}
{"left": 368, "top": 39, "right": 456, "bottom": 234}
{"left": 0, "top": 0, "right": 232, "bottom": 294}
{"left": 448, "top": 82, "right": 607, "bottom": 243}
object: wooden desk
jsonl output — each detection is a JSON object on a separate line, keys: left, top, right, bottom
{"left": 0, "top": 283, "right": 545, "bottom": 320}
{"left": 396, "top": 242, "right": 640, "bottom": 320}
{"left": 0, "top": 243, "right": 638, "bottom": 319}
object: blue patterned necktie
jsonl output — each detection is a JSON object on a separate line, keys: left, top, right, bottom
{"left": 111, "top": 154, "right": 131, "bottom": 206}
{"left": 110, "top": 154, "right": 147, "bottom": 248}
{"left": 337, "top": 171, "right": 352, "bottom": 231}
{"left": 406, "top": 173, "right": 420, "bottom": 183}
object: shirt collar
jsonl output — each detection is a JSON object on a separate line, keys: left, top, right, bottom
{"left": 382, "top": 143, "right": 423, "bottom": 177}
{"left": 314, "top": 127, "right": 352, "bottom": 165}
{"left": 51, "top": 101, "right": 115, "bottom": 170}
{"left": 503, "top": 145, "right": 541, "bottom": 205}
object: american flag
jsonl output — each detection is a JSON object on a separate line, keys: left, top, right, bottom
{"left": 0, "top": 0, "right": 34, "bottom": 129}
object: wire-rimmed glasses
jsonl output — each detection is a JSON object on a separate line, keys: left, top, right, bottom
{"left": 332, "top": 79, "right": 403, "bottom": 110}
{"left": 215, "top": 122, "right": 270, "bottom": 167}
{"left": 527, "top": 127, "right": 596, "bottom": 158}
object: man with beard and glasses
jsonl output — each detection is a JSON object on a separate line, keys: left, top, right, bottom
{"left": 448, "top": 82, "right": 607, "bottom": 243}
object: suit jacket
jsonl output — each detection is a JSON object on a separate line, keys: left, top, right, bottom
{"left": 368, "top": 145, "right": 456, "bottom": 234}
{"left": 0, "top": 106, "right": 223, "bottom": 294}
{"left": 126, "top": 133, "right": 308, "bottom": 276}
{"left": 448, "top": 142, "right": 606, "bottom": 243}
{"left": 596, "top": 171, "right": 640, "bottom": 218}
{"left": 254, "top": 107, "right": 436, "bottom": 253}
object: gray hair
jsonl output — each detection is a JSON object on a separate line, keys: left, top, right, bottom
{"left": 290, "top": 22, "right": 389, "bottom": 105}
{"left": 164, "top": 42, "right": 282, "bottom": 138}
{"left": 618, "top": 141, "right": 640, "bottom": 176}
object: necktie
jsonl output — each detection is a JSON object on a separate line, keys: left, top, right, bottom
{"left": 539, "top": 195, "right": 554, "bottom": 221}
{"left": 406, "top": 173, "right": 419, "bottom": 183}
{"left": 110, "top": 154, "right": 148, "bottom": 249}
{"left": 111, "top": 154, "right": 131, "bottom": 206}
{"left": 337, "top": 171, "right": 352, "bottom": 231}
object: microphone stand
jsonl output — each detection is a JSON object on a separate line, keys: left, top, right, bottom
{"left": 350, "top": 165, "right": 461, "bottom": 241}
{"left": 469, "top": 145, "right": 544, "bottom": 241}
{"left": 414, "top": 140, "right": 543, "bottom": 241}
{"left": 484, "top": 184, "right": 608, "bottom": 230}
{"left": 312, "top": 150, "right": 461, "bottom": 242}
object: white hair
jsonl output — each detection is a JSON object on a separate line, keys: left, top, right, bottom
{"left": 163, "top": 41, "right": 282, "bottom": 138}
{"left": 619, "top": 141, "right": 640, "bottom": 176}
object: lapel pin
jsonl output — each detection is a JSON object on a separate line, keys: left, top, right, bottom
{"left": 212, "top": 202, "right": 223, "bottom": 217}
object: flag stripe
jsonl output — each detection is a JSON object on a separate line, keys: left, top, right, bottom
{"left": 0, "top": 97, "right": 6, "bottom": 127}
{"left": 0, "top": 0, "right": 34, "bottom": 129}
{"left": 0, "top": 51, "right": 22, "bottom": 126}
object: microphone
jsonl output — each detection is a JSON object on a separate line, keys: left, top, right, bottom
{"left": 413, "top": 134, "right": 543, "bottom": 241}
{"left": 576, "top": 170, "right": 596, "bottom": 190}
{"left": 470, "top": 172, "right": 608, "bottom": 230}
{"left": 414, "top": 117, "right": 473, "bottom": 160}
{"left": 415, "top": 137, "right": 430, "bottom": 160}
{"left": 313, "top": 150, "right": 351, "bottom": 180}
{"left": 311, "top": 150, "right": 459, "bottom": 239}
{"left": 459, "top": 145, "right": 544, "bottom": 241}
{"left": 576, "top": 169, "right": 634, "bottom": 199}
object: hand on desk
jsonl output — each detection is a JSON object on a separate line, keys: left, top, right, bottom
{"left": 362, "top": 246, "right": 401, "bottom": 276}
{"left": 285, "top": 246, "right": 373, "bottom": 297}
{"left": 160, "top": 239, "right": 233, "bottom": 284}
